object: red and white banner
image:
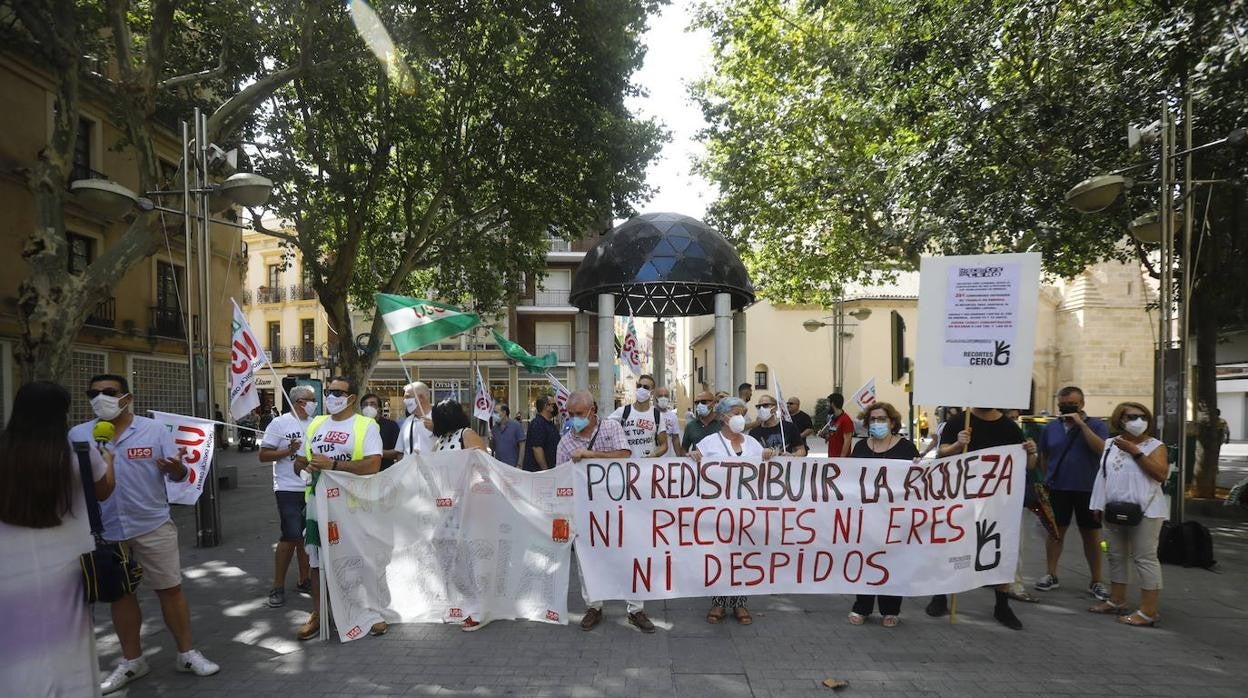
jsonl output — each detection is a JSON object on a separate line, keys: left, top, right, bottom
{"left": 851, "top": 377, "right": 878, "bottom": 412}
{"left": 315, "top": 450, "right": 574, "bottom": 642}
{"left": 573, "top": 445, "right": 1024, "bottom": 599}
{"left": 151, "top": 411, "right": 216, "bottom": 505}
{"left": 227, "top": 298, "right": 264, "bottom": 420}
{"left": 544, "top": 372, "right": 570, "bottom": 417}
{"left": 473, "top": 366, "right": 494, "bottom": 422}
{"left": 619, "top": 316, "right": 643, "bottom": 377}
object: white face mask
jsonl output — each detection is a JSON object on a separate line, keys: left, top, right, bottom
{"left": 91, "top": 393, "right": 126, "bottom": 421}
{"left": 656, "top": 396, "right": 671, "bottom": 411}
{"left": 1122, "top": 417, "right": 1148, "bottom": 437}
{"left": 757, "top": 406, "right": 772, "bottom": 422}
{"left": 635, "top": 387, "right": 651, "bottom": 403}
{"left": 325, "top": 394, "right": 350, "bottom": 415}
{"left": 728, "top": 414, "right": 747, "bottom": 434}
{"left": 403, "top": 397, "right": 418, "bottom": 415}
{"left": 361, "top": 405, "right": 379, "bottom": 419}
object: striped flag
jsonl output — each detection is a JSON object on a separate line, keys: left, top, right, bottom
{"left": 619, "top": 316, "right": 643, "bottom": 377}
{"left": 227, "top": 299, "right": 263, "bottom": 420}
{"left": 375, "top": 293, "right": 479, "bottom": 354}
{"left": 544, "top": 372, "right": 570, "bottom": 417}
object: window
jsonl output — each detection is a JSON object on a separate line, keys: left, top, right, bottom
{"left": 67, "top": 232, "right": 93, "bottom": 274}
{"left": 268, "top": 322, "right": 281, "bottom": 360}
{"left": 130, "top": 357, "right": 190, "bottom": 417}
{"left": 267, "top": 264, "right": 281, "bottom": 289}
{"left": 156, "top": 261, "right": 184, "bottom": 310}
{"left": 72, "top": 117, "right": 93, "bottom": 180}
{"left": 754, "top": 369, "right": 768, "bottom": 390}
{"left": 300, "top": 318, "right": 315, "bottom": 361}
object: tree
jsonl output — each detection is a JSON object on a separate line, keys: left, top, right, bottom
{"left": 6, "top": 0, "right": 334, "bottom": 384}
{"left": 251, "top": 0, "right": 664, "bottom": 388}
{"left": 695, "top": 0, "right": 1247, "bottom": 495}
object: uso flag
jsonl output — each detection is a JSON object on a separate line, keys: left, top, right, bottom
{"left": 228, "top": 298, "right": 264, "bottom": 420}
{"left": 152, "top": 411, "right": 216, "bottom": 505}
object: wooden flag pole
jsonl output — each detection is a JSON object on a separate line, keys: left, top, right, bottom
{"left": 950, "top": 406, "right": 971, "bottom": 624}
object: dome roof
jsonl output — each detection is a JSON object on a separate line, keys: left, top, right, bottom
{"left": 569, "top": 213, "right": 755, "bottom": 317}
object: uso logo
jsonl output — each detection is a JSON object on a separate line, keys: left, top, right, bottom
{"left": 127, "top": 447, "right": 153, "bottom": 459}
{"left": 447, "top": 607, "right": 463, "bottom": 619}
{"left": 345, "top": 625, "right": 363, "bottom": 640}
{"left": 324, "top": 431, "right": 349, "bottom": 445}
{"left": 555, "top": 487, "right": 573, "bottom": 497}
{"left": 545, "top": 610, "right": 560, "bottom": 622}
{"left": 326, "top": 487, "right": 341, "bottom": 499}
{"left": 327, "top": 521, "right": 340, "bottom": 544}
{"left": 435, "top": 498, "right": 453, "bottom": 508}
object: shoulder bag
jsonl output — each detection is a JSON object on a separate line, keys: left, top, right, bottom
{"left": 73, "top": 442, "right": 144, "bottom": 603}
{"left": 1100, "top": 443, "right": 1158, "bottom": 527}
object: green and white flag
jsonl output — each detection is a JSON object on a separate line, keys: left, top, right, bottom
{"left": 375, "top": 293, "right": 480, "bottom": 354}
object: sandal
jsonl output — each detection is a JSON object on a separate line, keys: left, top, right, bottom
{"left": 847, "top": 611, "right": 866, "bottom": 626}
{"left": 733, "top": 606, "right": 753, "bottom": 625}
{"left": 706, "top": 606, "right": 727, "bottom": 624}
{"left": 1088, "top": 600, "right": 1128, "bottom": 615}
{"left": 881, "top": 615, "right": 899, "bottom": 628}
{"left": 1008, "top": 590, "right": 1040, "bottom": 603}
{"left": 1119, "top": 610, "right": 1159, "bottom": 627}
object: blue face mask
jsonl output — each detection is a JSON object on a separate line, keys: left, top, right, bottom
{"left": 569, "top": 415, "right": 590, "bottom": 433}
{"left": 694, "top": 403, "right": 710, "bottom": 418}
{"left": 869, "top": 423, "right": 890, "bottom": 439}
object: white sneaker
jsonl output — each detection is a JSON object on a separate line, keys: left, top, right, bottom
{"left": 101, "top": 657, "right": 150, "bottom": 694}
{"left": 175, "top": 649, "right": 220, "bottom": 677}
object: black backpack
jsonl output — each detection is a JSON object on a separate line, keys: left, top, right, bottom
{"left": 621, "top": 404, "right": 662, "bottom": 445}
{"left": 1157, "top": 520, "right": 1216, "bottom": 569}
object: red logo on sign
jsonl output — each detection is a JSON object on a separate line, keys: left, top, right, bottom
{"left": 555, "top": 487, "right": 573, "bottom": 497}
{"left": 545, "top": 610, "right": 560, "bottom": 622}
{"left": 447, "top": 607, "right": 463, "bottom": 619}
{"left": 345, "top": 625, "right": 363, "bottom": 639}
{"left": 552, "top": 518, "right": 569, "bottom": 543}
{"left": 126, "top": 447, "right": 153, "bottom": 459}
{"left": 436, "top": 498, "right": 453, "bottom": 508}
{"left": 326, "top": 487, "right": 340, "bottom": 498}
{"left": 324, "top": 431, "right": 349, "bottom": 445}
{"left": 327, "top": 521, "right": 340, "bottom": 544}
{"left": 186, "top": 468, "right": 197, "bottom": 484}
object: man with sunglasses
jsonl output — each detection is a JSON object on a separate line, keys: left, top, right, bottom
{"left": 681, "top": 390, "right": 721, "bottom": 454}
{"left": 607, "top": 374, "right": 668, "bottom": 459}
{"left": 258, "top": 384, "right": 317, "bottom": 609}
{"left": 748, "top": 394, "right": 808, "bottom": 456}
{"left": 786, "top": 397, "right": 815, "bottom": 441}
{"left": 69, "top": 375, "right": 219, "bottom": 693}
{"left": 293, "top": 376, "right": 384, "bottom": 640}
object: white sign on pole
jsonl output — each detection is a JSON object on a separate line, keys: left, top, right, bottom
{"left": 913, "top": 253, "right": 1041, "bottom": 408}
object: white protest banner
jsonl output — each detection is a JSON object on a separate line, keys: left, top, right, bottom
{"left": 151, "top": 411, "right": 215, "bottom": 505}
{"left": 913, "top": 253, "right": 1041, "bottom": 408}
{"left": 573, "top": 446, "right": 1024, "bottom": 600}
{"left": 851, "top": 378, "right": 878, "bottom": 412}
{"left": 315, "top": 450, "right": 574, "bottom": 642}
{"left": 227, "top": 299, "right": 263, "bottom": 420}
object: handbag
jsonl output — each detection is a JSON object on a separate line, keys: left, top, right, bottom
{"left": 1099, "top": 444, "right": 1157, "bottom": 527}
{"left": 73, "top": 442, "right": 144, "bottom": 603}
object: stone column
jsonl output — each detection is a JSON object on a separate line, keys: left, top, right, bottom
{"left": 714, "top": 293, "right": 732, "bottom": 394}
{"left": 732, "top": 310, "right": 747, "bottom": 390}
{"left": 598, "top": 294, "right": 615, "bottom": 415}
{"left": 652, "top": 318, "right": 665, "bottom": 386}
{"left": 575, "top": 311, "right": 590, "bottom": 391}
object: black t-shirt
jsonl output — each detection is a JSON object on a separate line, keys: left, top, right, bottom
{"left": 852, "top": 437, "right": 919, "bottom": 460}
{"left": 938, "top": 411, "right": 1024, "bottom": 450}
{"left": 791, "top": 410, "right": 814, "bottom": 436}
{"left": 377, "top": 417, "right": 401, "bottom": 470}
{"left": 748, "top": 421, "right": 806, "bottom": 453}
{"left": 523, "top": 414, "right": 560, "bottom": 471}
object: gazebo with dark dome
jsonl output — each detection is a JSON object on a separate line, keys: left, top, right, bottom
{"left": 568, "top": 213, "right": 755, "bottom": 410}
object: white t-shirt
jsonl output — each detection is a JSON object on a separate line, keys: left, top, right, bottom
{"left": 1090, "top": 438, "right": 1169, "bottom": 519}
{"left": 306, "top": 415, "right": 384, "bottom": 464}
{"left": 261, "top": 412, "right": 313, "bottom": 492}
{"left": 695, "top": 431, "right": 765, "bottom": 460}
{"left": 662, "top": 410, "right": 680, "bottom": 436}
{"left": 608, "top": 403, "right": 663, "bottom": 458}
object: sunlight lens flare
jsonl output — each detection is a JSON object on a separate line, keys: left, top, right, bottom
{"left": 349, "top": 0, "right": 417, "bottom": 95}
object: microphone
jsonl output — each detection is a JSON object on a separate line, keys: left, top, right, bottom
{"left": 92, "top": 421, "right": 115, "bottom": 450}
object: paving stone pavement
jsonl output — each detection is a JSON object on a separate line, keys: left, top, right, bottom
{"left": 96, "top": 448, "right": 1248, "bottom": 697}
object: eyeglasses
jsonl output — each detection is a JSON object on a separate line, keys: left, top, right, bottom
{"left": 757, "top": 403, "right": 776, "bottom": 408}
{"left": 1123, "top": 414, "right": 1147, "bottom": 420}
{"left": 695, "top": 399, "right": 714, "bottom": 405}
{"left": 86, "top": 388, "right": 123, "bottom": 399}
{"left": 638, "top": 384, "right": 654, "bottom": 391}
{"left": 325, "top": 389, "right": 350, "bottom": 398}
{"left": 786, "top": 401, "right": 797, "bottom": 405}
{"left": 868, "top": 417, "right": 890, "bottom": 424}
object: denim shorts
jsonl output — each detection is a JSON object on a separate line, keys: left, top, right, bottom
{"left": 275, "top": 491, "right": 307, "bottom": 542}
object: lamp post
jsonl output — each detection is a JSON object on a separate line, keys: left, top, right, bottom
{"left": 803, "top": 298, "right": 872, "bottom": 395}
{"left": 1065, "top": 97, "right": 1242, "bottom": 523}
{"left": 69, "top": 107, "right": 275, "bottom": 546}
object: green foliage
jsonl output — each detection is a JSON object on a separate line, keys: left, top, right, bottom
{"left": 694, "top": 0, "right": 1247, "bottom": 307}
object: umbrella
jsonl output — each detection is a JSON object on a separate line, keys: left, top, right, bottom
{"left": 1025, "top": 470, "right": 1060, "bottom": 540}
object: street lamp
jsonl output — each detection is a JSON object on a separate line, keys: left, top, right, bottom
{"left": 1065, "top": 96, "right": 1241, "bottom": 523}
{"left": 69, "top": 107, "right": 276, "bottom": 547}
{"left": 803, "top": 300, "right": 871, "bottom": 394}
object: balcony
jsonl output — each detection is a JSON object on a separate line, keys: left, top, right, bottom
{"left": 240, "top": 289, "right": 253, "bottom": 306}
{"left": 256, "top": 286, "right": 285, "bottom": 304}
{"left": 69, "top": 162, "right": 107, "bottom": 184}
{"left": 289, "top": 283, "right": 317, "bottom": 301}
{"left": 548, "top": 239, "right": 572, "bottom": 252}
{"left": 287, "top": 344, "right": 319, "bottom": 363}
{"left": 536, "top": 344, "right": 572, "bottom": 362}
{"left": 517, "top": 289, "right": 574, "bottom": 310}
{"left": 84, "top": 297, "right": 115, "bottom": 329}
{"left": 149, "top": 306, "right": 193, "bottom": 340}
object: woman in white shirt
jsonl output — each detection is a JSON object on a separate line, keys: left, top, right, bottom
{"left": 692, "top": 398, "right": 775, "bottom": 626}
{"left": 1089, "top": 402, "right": 1169, "bottom": 627}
